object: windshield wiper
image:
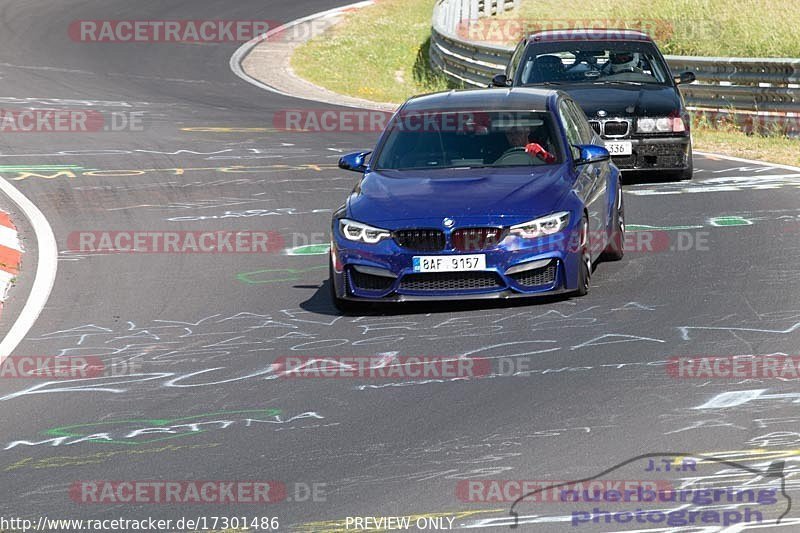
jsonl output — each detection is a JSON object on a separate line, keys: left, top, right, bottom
{"left": 592, "top": 80, "right": 644, "bottom": 86}
{"left": 490, "top": 163, "right": 545, "bottom": 168}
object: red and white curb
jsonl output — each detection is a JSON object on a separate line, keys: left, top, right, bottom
{"left": 0, "top": 211, "right": 22, "bottom": 302}
{"left": 0, "top": 175, "right": 57, "bottom": 362}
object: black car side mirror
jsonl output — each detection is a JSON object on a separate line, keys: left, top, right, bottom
{"left": 674, "top": 71, "right": 696, "bottom": 85}
{"left": 491, "top": 74, "right": 509, "bottom": 87}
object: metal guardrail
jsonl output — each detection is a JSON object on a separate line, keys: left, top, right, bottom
{"left": 430, "top": 0, "right": 800, "bottom": 114}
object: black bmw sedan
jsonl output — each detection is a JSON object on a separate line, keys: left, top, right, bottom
{"left": 493, "top": 29, "right": 696, "bottom": 180}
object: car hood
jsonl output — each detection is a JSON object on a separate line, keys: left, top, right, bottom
{"left": 560, "top": 83, "right": 682, "bottom": 118}
{"left": 347, "top": 166, "right": 572, "bottom": 225}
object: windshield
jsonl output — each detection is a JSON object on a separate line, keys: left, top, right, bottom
{"left": 519, "top": 41, "right": 670, "bottom": 85}
{"left": 373, "top": 110, "right": 563, "bottom": 171}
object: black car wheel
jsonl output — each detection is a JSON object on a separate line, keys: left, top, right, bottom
{"left": 601, "top": 187, "right": 625, "bottom": 261}
{"left": 575, "top": 216, "right": 591, "bottom": 296}
{"left": 678, "top": 144, "right": 693, "bottom": 180}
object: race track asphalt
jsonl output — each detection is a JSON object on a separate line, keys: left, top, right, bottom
{"left": 0, "top": 1, "right": 799, "bottom": 531}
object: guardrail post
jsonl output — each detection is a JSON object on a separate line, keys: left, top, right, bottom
{"left": 446, "top": 0, "right": 458, "bottom": 34}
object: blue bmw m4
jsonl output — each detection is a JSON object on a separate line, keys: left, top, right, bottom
{"left": 329, "top": 88, "right": 624, "bottom": 311}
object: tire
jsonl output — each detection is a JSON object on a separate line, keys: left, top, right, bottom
{"left": 601, "top": 187, "right": 625, "bottom": 261}
{"left": 660, "top": 145, "right": 693, "bottom": 181}
{"left": 329, "top": 257, "right": 362, "bottom": 314}
{"left": 679, "top": 145, "right": 693, "bottom": 180}
{"left": 574, "top": 216, "right": 591, "bottom": 297}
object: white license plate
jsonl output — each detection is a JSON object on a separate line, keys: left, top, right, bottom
{"left": 605, "top": 141, "right": 632, "bottom": 156}
{"left": 413, "top": 254, "right": 486, "bottom": 272}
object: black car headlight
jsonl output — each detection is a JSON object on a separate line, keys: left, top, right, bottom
{"left": 338, "top": 218, "right": 391, "bottom": 244}
{"left": 509, "top": 212, "right": 570, "bottom": 239}
{"left": 637, "top": 116, "right": 686, "bottom": 133}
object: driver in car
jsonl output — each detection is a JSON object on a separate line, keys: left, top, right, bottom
{"left": 604, "top": 51, "right": 642, "bottom": 74}
{"left": 499, "top": 125, "right": 556, "bottom": 164}
{"left": 505, "top": 124, "right": 532, "bottom": 149}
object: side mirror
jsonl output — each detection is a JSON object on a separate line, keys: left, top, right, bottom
{"left": 491, "top": 74, "right": 509, "bottom": 87}
{"left": 574, "top": 144, "right": 610, "bottom": 166}
{"left": 338, "top": 151, "right": 371, "bottom": 172}
{"left": 674, "top": 71, "right": 696, "bottom": 85}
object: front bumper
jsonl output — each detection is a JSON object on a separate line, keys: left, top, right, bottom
{"left": 335, "top": 283, "right": 574, "bottom": 303}
{"left": 331, "top": 230, "right": 584, "bottom": 302}
{"left": 609, "top": 136, "right": 691, "bottom": 171}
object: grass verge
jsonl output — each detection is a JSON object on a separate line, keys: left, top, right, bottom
{"left": 692, "top": 123, "right": 800, "bottom": 167}
{"left": 292, "top": 0, "right": 458, "bottom": 103}
{"left": 291, "top": 0, "right": 800, "bottom": 167}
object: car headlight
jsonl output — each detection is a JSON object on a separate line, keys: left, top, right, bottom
{"left": 338, "top": 218, "right": 391, "bottom": 244}
{"left": 510, "top": 212, "right": 570, "bottom": 239}
{"left": 637, "top": 118, "right": 656, "bottom": 133}
{"left": 637, "top": 116, "right": 686, "bottom": 133}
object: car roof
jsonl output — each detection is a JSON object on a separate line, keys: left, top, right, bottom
{"left": 527, "top": 28, "right": 654, "bottom": 43}
{"left": 401, "top": 88, "right": 559, "bottom": 112}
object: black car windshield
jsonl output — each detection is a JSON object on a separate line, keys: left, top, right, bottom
{"left": 518, "top": 41, "right": 670, "bottom": 85}
{"left": 373, "top": 110, "right": 563, "bottom": 171}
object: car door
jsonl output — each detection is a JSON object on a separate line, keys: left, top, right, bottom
{"left": 569, "top": 98, "right": 612, "bottom": 244}
{"left": 558, "top": 98, "right": 609, "bottom": 258}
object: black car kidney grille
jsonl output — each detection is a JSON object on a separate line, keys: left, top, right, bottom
{"left": 589, "top": 121, "right": 602, "bottom": 135}
{"left": 400, "top": 272, "right": 502, "bottom": 292}
{"left": 509, "top": 264, "right": 557, "bottom": 287}
{"left": 348, "top": 269, "right": 395, "bottom": 292}
{"left": 393, "top": 229, "right": 445, "bottom": 251}
{"left": 603, "top": 120, "right": 630, "bottom": 137}
{"left": 451, "top": 227, "right": 506, "bottom": 251}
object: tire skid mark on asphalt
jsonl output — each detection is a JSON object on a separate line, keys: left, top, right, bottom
{"left": 4, "top": 442, "right": 222, "bottom": 472}
{"left": 0, "top": 302, "right": 670, "bottom": 403}
{"left": 7, "top": 163, "right": 337, "bottom": 181}
{"left": 627, "top": 172, "right": 800, "bottom": 196}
